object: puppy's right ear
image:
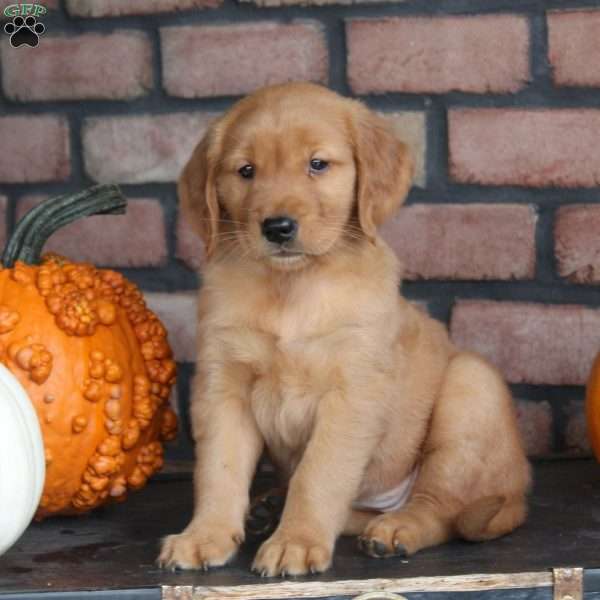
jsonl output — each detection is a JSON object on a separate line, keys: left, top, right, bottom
{"left": 178, "top": 123, "right": 221, "bottom": 259}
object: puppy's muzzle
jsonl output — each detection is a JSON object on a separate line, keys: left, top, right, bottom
{"left": 261, "top": 216, "right": 298, "bottom": 245}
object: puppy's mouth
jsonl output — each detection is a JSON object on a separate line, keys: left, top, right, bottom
{"left": 266, "top": 245, "right": 308, "bottom": 267}
{"left": 270, "top": 249, "right": 305, "bottom": 261}
{"left": 272, "top": 248, "right": 303, "bottom": 257}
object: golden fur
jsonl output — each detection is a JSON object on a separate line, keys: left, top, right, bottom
{"left": 158, "top": 82, "right": 531, "bottom": 576}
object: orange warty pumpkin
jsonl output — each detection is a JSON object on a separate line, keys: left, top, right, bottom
{"left": 0, "top": 185, "right": 178, "bottom": 518}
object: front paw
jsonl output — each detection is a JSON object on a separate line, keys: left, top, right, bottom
{"left": 252, "top": 529, "right": 332, "bottom": 577}
{"left": 158, "top": 522, "right": 243, "bottom": 571}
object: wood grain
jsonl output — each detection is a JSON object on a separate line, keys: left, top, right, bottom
{"left": 163, "top": 571, "right": 552, "bottom": 599}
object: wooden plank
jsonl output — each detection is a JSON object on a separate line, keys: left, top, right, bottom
{"left": 162, "top": 572, "right": 553, "bottom": 600}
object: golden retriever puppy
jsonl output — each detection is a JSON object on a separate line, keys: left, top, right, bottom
{"left": 158, "top": 82, "right": 531, "bottom": 576}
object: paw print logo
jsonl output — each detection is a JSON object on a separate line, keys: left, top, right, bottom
{"left": 4, "top": 15, "right": 45, "bottom": 48}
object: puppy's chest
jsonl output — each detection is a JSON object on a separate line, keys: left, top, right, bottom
{"left": 243, "top": 309, "right": 338, "bottom": 460}
{"left": 248, "top": 330, "right": 325, "bottom": 460}
{"left": 218, "top": 279, "right": 359, "bottom": 458}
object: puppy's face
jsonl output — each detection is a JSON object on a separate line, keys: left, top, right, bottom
{"left": 180, "top": 83, "right": 413, "bottom": 270}
{"left": 217, "top": 101, "right": 358, "bottom": 269}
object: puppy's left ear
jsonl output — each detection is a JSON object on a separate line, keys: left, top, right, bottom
{"left": 350, "top": 106, "right": 414, "bottom": 241}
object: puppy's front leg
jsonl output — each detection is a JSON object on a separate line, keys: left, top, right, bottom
{"left": 252, "top": 390, "right": 381, "bottom": 576}
{"left": 159, "top": 363, "right": 263, "bottom": 570}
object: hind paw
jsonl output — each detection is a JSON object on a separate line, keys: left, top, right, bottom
{"left": 359, "top": 512, "right": 423, "bottom": 558}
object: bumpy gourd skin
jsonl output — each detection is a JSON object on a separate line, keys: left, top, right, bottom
{"left": 0, "top": 254, "right": 177, "bottom": 518}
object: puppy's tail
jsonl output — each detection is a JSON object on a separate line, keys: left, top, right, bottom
{"left": 455, "top": 495, "right": 527, "bottom": 542}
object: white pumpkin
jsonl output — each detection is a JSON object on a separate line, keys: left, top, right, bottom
{"left": 0, "top": 363, "right": 45, "bottom": 556}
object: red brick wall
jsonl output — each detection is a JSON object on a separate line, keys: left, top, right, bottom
{"left": 1, "top": 1, "right": 599, "bottom": 459}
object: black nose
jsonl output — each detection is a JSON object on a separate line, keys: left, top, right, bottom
{"left": 261, "top": 216, "right": 298, "bottom": 245}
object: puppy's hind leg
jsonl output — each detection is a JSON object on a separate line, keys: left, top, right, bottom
{"left": 456, "top": 494, "right": 528, "bottom": 542}
{"left": 360, "top": 352, "right": 531, "bottom": 558}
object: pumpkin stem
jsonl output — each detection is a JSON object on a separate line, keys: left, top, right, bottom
{"left": 2, "top": 184, "right": 126, "bottom": 268}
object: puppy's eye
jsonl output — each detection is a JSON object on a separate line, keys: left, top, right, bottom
{"left": 309, "top": 158, "right": 329, "bottom": 173}
{"left": 238, "top": 164, "right": 255, "bottom": 179}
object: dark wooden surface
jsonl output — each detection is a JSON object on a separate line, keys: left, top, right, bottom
{"left": 2, "top": 459, "right": 600, "bottom": 596}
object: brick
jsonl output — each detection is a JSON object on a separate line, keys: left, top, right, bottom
{"left": 515, "top": 400, "right": 553, "bottom": 457}
{"left": 66, "top": 0, "right": 219, "bottom": 16}
{"left": 450, "top": 109, "right": 600, "bottom": 188}
{"left": 380, "top": 204, "right": 536, "bottom": 280}
{"left": 0, "top": 116, "right": 69, "bottom": 182}
{"left": 347, "top": 15, "right": 529, "bottom": 95}
{"left": 385, "top": 112, "right": 426, "bottom": 188}
{"left": 2, "top": 32, "right": 152, "bottom": 101}
{"left": 555, "top": 205, "right": 600, "bottom": 283}
{"left": 161, "top": 22, "right": 328, "bottom": 98}
{"left": 565, "top": 400, "right": 591, "bottom": 456}
{"left": 17, "top": 195, "right": 167, "bottom": 267}
{"left": 176, "top": 215, "right": 204, "bottom": 271}
{"left": 450, "top": 301, "right": 600, "bottom": 386}
{"left": 145, "top": 292, "right": 197, "bottom": 363}
{"left": 548, "top": 10, "right": 600, "bottom": 87}
{"left": 83, "top": 112, "right": 217, "bottom": 183}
